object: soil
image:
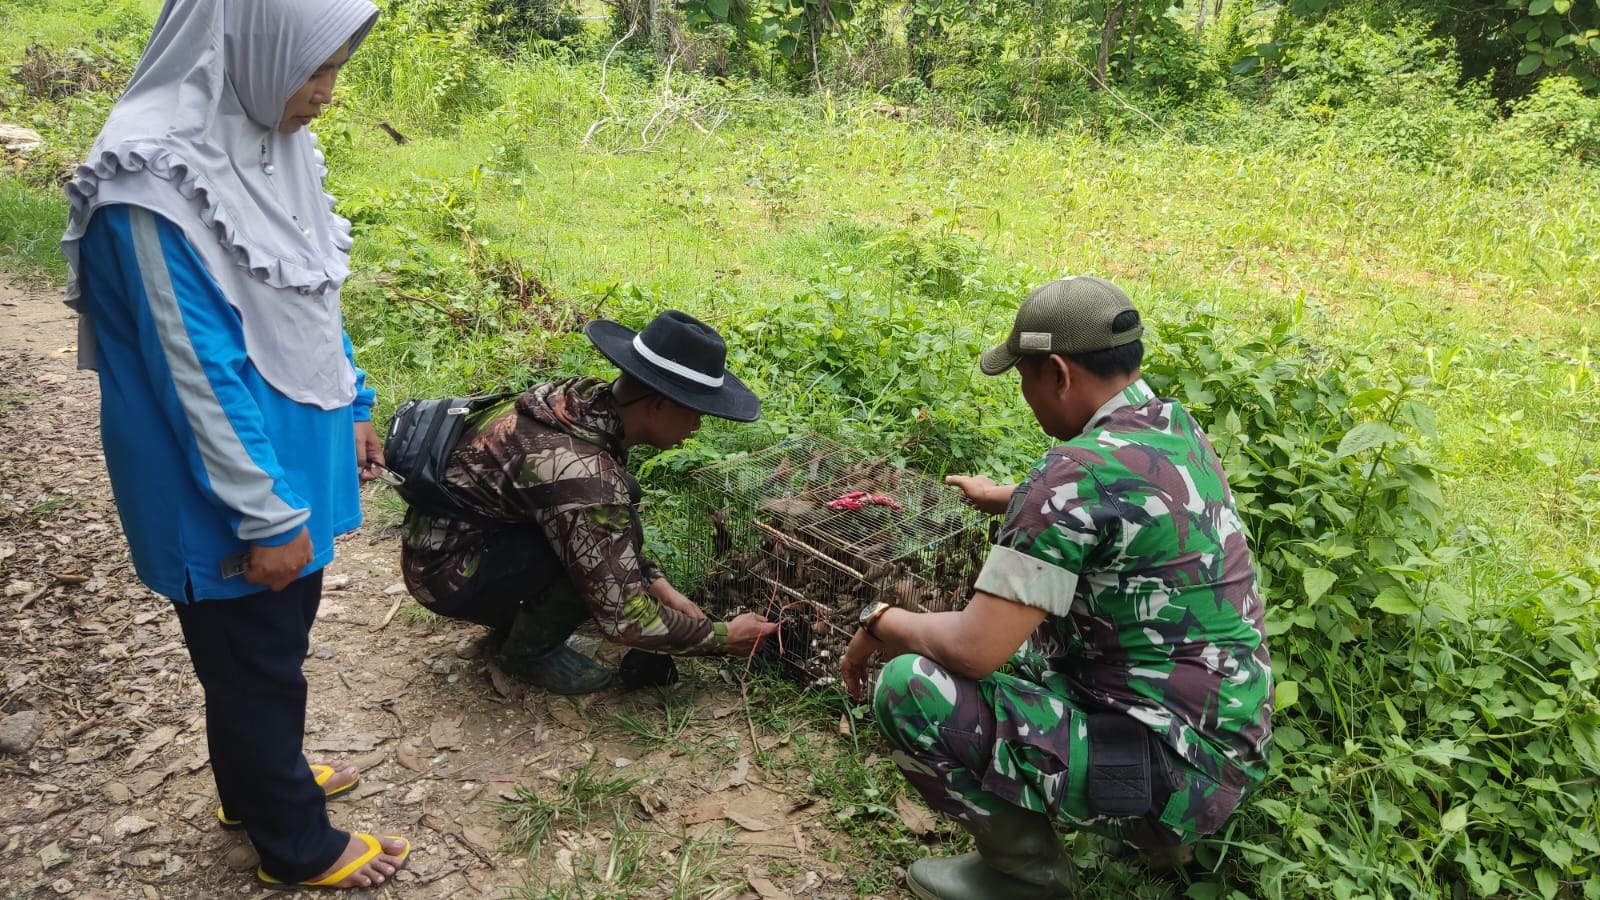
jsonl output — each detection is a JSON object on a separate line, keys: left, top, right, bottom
{"left": 0, "top": 274, "right": 877, "bottom": 899}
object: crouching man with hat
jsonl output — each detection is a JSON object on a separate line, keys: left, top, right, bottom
{"left": 401, "top": 311, "right": 778, "bottom": 694}
{"left": 841, "top": 276, "right": 1274, "bottom": 899}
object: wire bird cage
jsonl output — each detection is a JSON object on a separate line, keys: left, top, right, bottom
{"left": 681, "top": 435, "right": 991, "bottom": 687}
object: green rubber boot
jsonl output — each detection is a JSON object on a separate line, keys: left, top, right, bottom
{"left": 495, "top": 599, "right": 612, "bottom": 695}
{"left": 498, "top": 642, "right": 613, "bottom": 695}
{"left": 906, "top": 804, "right": 1076, "bottom": 900}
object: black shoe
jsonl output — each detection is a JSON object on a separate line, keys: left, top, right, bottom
{"left": 619, "top": 649, "right": 679, "bottom": 691}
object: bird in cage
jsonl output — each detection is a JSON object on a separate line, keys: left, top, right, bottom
{"left": 758, "top": 495, "right": 825, "bottom": 533}
{"left": 709, "top": 506, "right": 735, "bottom": 558}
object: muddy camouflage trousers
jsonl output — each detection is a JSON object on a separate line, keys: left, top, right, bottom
{"left": 873, "top": 654, "right": 1228, "bottom": 848}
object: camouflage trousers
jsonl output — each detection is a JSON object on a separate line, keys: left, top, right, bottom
{"left": 873, "top": 653, "right": 1209, "bottom": 848}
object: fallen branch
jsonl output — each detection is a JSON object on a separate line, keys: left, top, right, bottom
{"left": 581, "top": 20, "right": 636, "bottom": 148}
{"left": 751, "top": 520, "right": 866, "bottom": 581}
{"left": 1070, "top": 55, "right": 1173, "bottom": 138}
{"left": 15, "top": 586, "right": 46, "bottom": 612}
{"left": 740, "top": 681, "right": 761, "bottom": 756}
{"left": 419, "top": 814, "right": 497, "bottom": 869}
{"left": 64, "top": 717, "right": 103, "bottom": 740}
{"left": 412, "top": 863, "right": 471, "bottom": 885}
{"left": 390, "top": 288, "right": 468, "bottom": 328}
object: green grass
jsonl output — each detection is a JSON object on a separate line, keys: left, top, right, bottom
{"left": 495, "top": 754, "right": 739, "bottom": 899}
{"left": 392, "top": 602, "right": 441, "bottom": 630}
{"left": 613, "top": 697, "right": 696, "bottom": 752}
{"left": 497, "top": 757, "right": 643, "bottom": 854}
{"left": 316, "top": 52, "right": 1600, "bottom": 566}
{"left": 0, "top": 0, "right": 161, "bottom": 60}
{"left": 0, "top": 178, "right": 68, "bottom": 279}
{"left": 503, "top": 815, "right": 736, "bottom": 899}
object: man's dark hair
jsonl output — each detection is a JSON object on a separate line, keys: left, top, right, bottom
{"left": 611, "top": 372, "right": 661, "bottom": 408}
{"left": 1064, "top": 309, "right": 1143, "bottom": 378}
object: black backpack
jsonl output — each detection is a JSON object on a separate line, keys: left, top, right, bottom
{"left": 381, "top": 392, "right": 517, "bottom": 524}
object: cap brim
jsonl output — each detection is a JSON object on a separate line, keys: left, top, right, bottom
{"left": 978, "top": 343, "right": 1019, "bottom": 376}
{"left": 586, "top": 319, "right": 763, "bottom": 422}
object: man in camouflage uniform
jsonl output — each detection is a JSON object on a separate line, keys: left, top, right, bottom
{"left": 403, "top": 311, "right": 778, "bottom": 694}
{"left": 841, "top": 276, "right": 1273, "bottom": 900}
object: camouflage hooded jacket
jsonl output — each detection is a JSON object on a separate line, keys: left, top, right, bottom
{"left": 401, "top": 377, "right": 727, "bottom": 653}
{"left": 973, "top": 378, "right": 1274, "bottom": 808}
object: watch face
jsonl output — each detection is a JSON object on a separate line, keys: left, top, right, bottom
{"left": 859, "top": 602, "right": 882, "bottom": 625}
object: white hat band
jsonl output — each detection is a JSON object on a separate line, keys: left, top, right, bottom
{"left": 633, "top": 334, "right": 724, "bottom": 388}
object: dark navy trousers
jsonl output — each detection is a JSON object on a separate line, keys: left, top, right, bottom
{"left": 172, "top": 570, "right": 347, "bottom": 882}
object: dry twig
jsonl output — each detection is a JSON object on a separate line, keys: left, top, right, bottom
{"left": 375, "top": 594, "right": 405, "bottom": 631}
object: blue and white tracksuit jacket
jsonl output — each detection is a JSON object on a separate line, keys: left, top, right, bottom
{"left": 74, "top": 204, "right": 374, "bottom": 602}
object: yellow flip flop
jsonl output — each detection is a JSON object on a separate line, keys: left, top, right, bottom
{"left": 258, "top": 833, "right": 410, "bottom": 890}
{"left": 218, "top": 763, "right": 360, "bottom": 830}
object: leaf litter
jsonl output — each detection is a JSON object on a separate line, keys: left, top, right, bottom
{"left": 0, "top": 278, "right": 868, "bottom": 897}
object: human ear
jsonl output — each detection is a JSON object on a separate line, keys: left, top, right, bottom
{"left": 1050, "top": 354, "right": 1073, "bottom": 397}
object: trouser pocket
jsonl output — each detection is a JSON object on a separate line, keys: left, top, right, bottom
{"left": 1085, "top": 712, "right": 1178, "bottom": 819}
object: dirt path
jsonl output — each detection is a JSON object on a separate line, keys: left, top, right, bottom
{"left": 0, "top": 275, "right": 864, "bottom": 899}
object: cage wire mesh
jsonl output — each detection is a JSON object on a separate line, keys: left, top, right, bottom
{"left": 680, "top": 434, "right": 991, "bottom": 687}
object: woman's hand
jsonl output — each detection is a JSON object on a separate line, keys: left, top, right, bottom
{"left": 246, "top": 528, "right": 313, "bottom": 592}
{"left": 944, "top": 474, "right": 1015, "bottom": 516}
{"left": 354, "top": 421, "right": 385, "bottom": 483}
{"left": 841, "top": 628, "right": 883, "bottom": 702}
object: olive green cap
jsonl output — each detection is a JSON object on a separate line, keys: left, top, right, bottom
{"left": 979, "top": 276, "right": 1143, "bottom": 376}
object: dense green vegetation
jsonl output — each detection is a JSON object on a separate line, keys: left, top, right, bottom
{"left": 3, "top": 1, "right": 1597, "bottom": 898}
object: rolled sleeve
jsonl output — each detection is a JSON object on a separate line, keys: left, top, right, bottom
{"left": 974, "top": 544, "right": 1079, "bottom": 616}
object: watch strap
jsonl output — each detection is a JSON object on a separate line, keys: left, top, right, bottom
{"left": 861, "top": 601, "right": 890, "bottom": 638}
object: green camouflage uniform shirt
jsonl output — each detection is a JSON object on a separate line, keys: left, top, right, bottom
{"left": 975, "top": 377, "right": 1273, "bottom": 820}
{"left": 401, "top": 377, "right": 727, "bottom": 654}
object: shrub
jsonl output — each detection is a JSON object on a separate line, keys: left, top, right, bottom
{"left": 1239, "top": 18, "right": 1503, "bottom": 167}
{"left": 481, "top": 0, "right": 589, "bottom": 49}
{"left": 1142, "top": 300, "right": 1450, "bottom": 655}
{"left": 343, "top": 0, "right": 499, "bottom": 128}
{"left": 1272, "top": 17, "right": 1464, "bottom": 110}
{"left": 1143, "top": 303, "right": 1600, "bottom": 899}
{"left": 1501, "top": 75, "right": 1600, "bottom": 165}
{"left": 731, "top": 260, "right": 1028, "bottom": 476}
{"left": 1112, "top": 8, "right": 1221, "bottom": 102}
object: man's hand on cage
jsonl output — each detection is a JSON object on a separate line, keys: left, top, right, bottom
{"left": 725, "top": 612, "right": 780, "bottom": 658}
{"left": 842, "top": 628, "right": 883, "bottom": 702}
{"left": 944, "top": 474, "right": 1016, "bottom": 516}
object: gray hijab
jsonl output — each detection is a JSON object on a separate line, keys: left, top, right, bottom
{"left": 61, "top": 0, "right": 379, "bottom": 410}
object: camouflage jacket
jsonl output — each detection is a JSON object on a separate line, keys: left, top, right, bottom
{"left": 400, "top": 377, "right": 727, "bottom": 654}
{"left": 974, "top": 379, "right": 1274, "bottom": 807}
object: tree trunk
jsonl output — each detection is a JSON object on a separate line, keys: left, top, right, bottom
{"left": 1194, "top": 0, "right": 1208, "bottom": 40}
{"left": 1095, "top": 2, "right": 1128, "bottom": 90}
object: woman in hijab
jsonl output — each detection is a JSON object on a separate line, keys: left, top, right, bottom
{"left": 61, "top": 0, "right": 409, "bottom": 889}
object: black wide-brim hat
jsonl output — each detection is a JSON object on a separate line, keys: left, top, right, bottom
{"left": 586, "top": 310, "right": 762, "bottom": 423}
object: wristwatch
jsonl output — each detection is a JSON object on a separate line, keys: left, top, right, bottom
{"left": 858, "top": 600, "right": 891, "bottom": 638}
